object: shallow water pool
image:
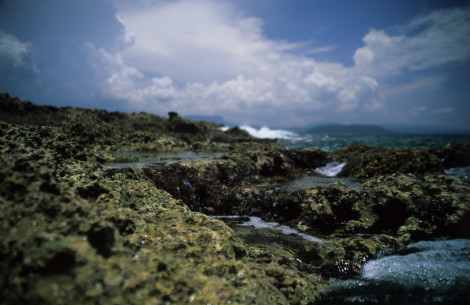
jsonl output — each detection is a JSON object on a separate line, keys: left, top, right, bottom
{"left": 105, "top": 151, "right": 224, "bottom": 168}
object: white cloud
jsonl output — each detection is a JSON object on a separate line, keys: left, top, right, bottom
{"left": 354, "top": 46, "right": 374, "bottom": 66}
{"left": 88, "top": 0, "right": 383, "bottom": 124}
{"left": 0, "top": 31, "right": 38, "bottom": 74}
{"left": 115, "top": 0, "right": 297, "bottom": 83}
{"left": 303, "top": 71, "right": 337, "bottom": 93}
{"left": 354, "top": 5, "right": 470, "bottom": 75}
{"left": 86, "top": 1, "right": 469, "bottom": 126}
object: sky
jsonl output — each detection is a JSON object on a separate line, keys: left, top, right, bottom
{"left": 1, "top": 0, "right": 469, "bottom": 129}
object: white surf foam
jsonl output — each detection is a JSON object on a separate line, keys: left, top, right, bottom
{"left": 239, "top": 125, "right": 302, "bottom": 140}
{"left": 445, "top": 166, "right": 470, "bottom": 179}
{"left": 314, "top": 161, "right": 345, "bottom": 177}
{"left": 362, "top": 239, "right": 470, "bottom": 289}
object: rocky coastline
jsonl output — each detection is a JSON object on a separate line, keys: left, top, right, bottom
{"left": 1, "top": 93, "right": 469, "bottom": 304}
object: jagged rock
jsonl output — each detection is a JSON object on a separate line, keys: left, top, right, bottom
{"left": 286, "top": 174, "right": 470, "bottom": 240}
{"left": 332, "top": 145, "right": 444, "bottom": 178}
{"left": 433, "top": 142, "right": 470, "bottom": 168}
{"left": 168, "top": 111, "right": 180, "bottom": 121}
{"left": 2, "top": 95, "right": 470, "bottom": 304}
{"left": 363, "top": 174, "right": 470, "bottom": 239}
{"left": 0, "top": 123, "right": 294, "bottom": 305}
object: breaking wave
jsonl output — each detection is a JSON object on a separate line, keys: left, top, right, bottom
{"left": 314, "top": 162, "right": 345, "bottom": 177}
{"left": 240, "top": 125, "right": 303, "bottom": 140}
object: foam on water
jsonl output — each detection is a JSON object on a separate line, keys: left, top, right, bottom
{"left": 240, "top": 125, "right": 304, "bottom": 140}
{"left": 445, "top": 166, "right": 470, "bottom": 179}
{"left": 317, "top": 239, "right": 470, "bottom": 304}
{"left": 363, "top": 239, "right": 470, "bottom": 287}
{"left": 314, "top": 162, "right": 345, "bottom": 177}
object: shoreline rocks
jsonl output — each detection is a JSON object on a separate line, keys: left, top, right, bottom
{"left": 1, "top": 94, "right": 469, "bottom": 304}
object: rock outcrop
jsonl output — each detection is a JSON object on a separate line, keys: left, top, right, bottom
{"left": 1, "top": 94, "right": 469, "bottom": 304}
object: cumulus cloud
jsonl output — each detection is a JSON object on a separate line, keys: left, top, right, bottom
{"left": 86, "top": 0, "right": 469, "bottom": 126}
{"left": 0, "top": 31, "right": 38, "bottom": 76}
{"left": 115, "top": 0, "right": 297, "bottom": 83}
{"left": 354, "top": 5, "right": 470, "bottom": 74}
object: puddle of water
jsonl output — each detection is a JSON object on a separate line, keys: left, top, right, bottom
{"left": 235, "top": 216, "right": 325, "bottom": 244}
{"left": 274, "top": 162, "right": 362, "bottom": 192}
{"left": 212, "top": 215, "right": 328, "bottom": 266}
{"left": 276, "top": 175, "right": 363, "bottom": 192}
{"left": 105, "top": 151, "right": 224, "bottom": 168}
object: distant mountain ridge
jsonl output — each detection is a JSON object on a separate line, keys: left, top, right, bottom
{"left": 304, "top": 124, "right": 397, "bottom": 135}
{"left": 184, "top": 115, "right": 232, "bottom": 126}
{"left": 180, "top": 114, "right": 470, "bottom": 135}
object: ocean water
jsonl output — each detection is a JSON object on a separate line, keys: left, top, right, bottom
{"left": 239, "top": 125, "right": 470, "bottom": 151}
{"left": 316, "top": 239, "right": 470, "bottom": 304}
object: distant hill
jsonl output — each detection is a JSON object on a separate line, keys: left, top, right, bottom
{"left": 382, "top": 124, "right": 470, "bottom": 134}
{"left": 305, "top": 124, "right": 397, "bottom": 135}
{"left": 184, "top": 115, "right": 233, "bottom": 126}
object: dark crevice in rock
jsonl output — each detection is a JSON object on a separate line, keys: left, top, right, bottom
{"left": 87, "top": 224, "right": 115, "bottom": 258}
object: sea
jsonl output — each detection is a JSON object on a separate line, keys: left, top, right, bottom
{"left": 239, "top": 124, "right": 470, "bottom": 151}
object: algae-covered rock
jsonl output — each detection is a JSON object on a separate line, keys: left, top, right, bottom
{"left": 2, "top": 95, "right": 470, "bottom": 304}
{"left": 320, "top": 234, "right": 403, "bottom": 278}
{"left": 0, "top": 93, "right": 261, "bottom": 147}
{"left": 433, "top": 142, "right": 470, "bottom": 168}
{"left": 288, "top": 173, "right": 470, "bottom": 241}
{"left": 141, "top": 143, "right": 328, "bottom": 218}
{"left": 0, "top": 123, "right": 293, "bottom": 305}
{"left": 292, "top": 183, "right": 365, "bottom": 233}
{"left": 332, "top": 145, "right": 444, "bottom": 178}
{"left": 363, "top": 174, "right": 470, "bottom": 239}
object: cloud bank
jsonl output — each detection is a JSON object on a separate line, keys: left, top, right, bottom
{"left": 1, "top": 0, "right": 468, "bottom": 127}
{"left": 85, "top": 0, "right": 469, "bottom": 126}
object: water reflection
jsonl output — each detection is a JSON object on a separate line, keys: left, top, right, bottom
{"left": 105, "top": 151, "right": 224, "bottom": 168}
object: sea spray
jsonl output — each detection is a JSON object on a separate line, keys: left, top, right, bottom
{"left": 314, "top": 161, "right": 345, "bottom": 177}
{"left": 445, "top": 166, "right": 470, "bottom": 179}
{"left": 239, "top": 125, "right": 304, "bottom": 140}
{"left": 317, "top": 239, "right": 470, "bottom": 304}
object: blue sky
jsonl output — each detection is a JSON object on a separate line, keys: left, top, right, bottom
{"left": 1, "top": 0, "right": 469, "bottom": 129}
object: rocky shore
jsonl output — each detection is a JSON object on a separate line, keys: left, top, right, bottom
{"left": 1, "top": 93, "right": 469, "bottom": 304}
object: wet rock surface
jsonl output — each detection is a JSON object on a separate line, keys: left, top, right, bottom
{"left": 1, "top": 95, "right": 470, "bottom": 304}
